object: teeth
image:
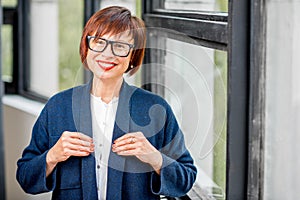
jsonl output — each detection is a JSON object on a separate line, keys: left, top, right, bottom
{"left": 99, "top": 62, "right": 115, "bottom": 68}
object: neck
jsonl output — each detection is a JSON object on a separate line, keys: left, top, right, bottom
{"left": 91, "top": 77, "right": 123, "bottom": 103}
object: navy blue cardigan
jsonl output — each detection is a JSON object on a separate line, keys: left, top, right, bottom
{"left": 16, "top": 80, "right": 197, "bottom": 200}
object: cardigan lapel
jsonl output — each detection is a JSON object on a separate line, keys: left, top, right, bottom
{"left": 72, "top": 81, "right": 98, "bottom": 200}
{"left": 106, "top": 80, "right": 136, "bottom": 200}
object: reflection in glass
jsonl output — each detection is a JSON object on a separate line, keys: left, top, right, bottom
{"left": 29, "top": 0, "right": 83, "bottom": 97}
{"left": 100, "top": 0, "right": 136, "bottom": 15}
{"left": 165, "top": 0, "right": 228, "bottom": 12}
{"left": 1, "top": 25, "right": 13, "bottom": 83}
{"left": 146, "top": 30, "right": 227, "bottom": 199}
{"left": 58, "top": 0, "right": 84, "bottom": 90}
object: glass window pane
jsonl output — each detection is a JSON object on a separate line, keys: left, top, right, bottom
{"left": 58, "top": 0, "right": 84, "bottom": 91}
{"left": 146, "top": 32, "right": 227, "bottom": 199}
{"left": 165, "top": 0, "right": 228, "bottom": 12}
{"left": 1, "top": 25, "right": 13, "bottom": 83}
{"left": 29, "top": 0, "right": 84, "bottom": 97}
{"left": 1, "top": 0, "right": 17, "bottom": 7}
{"left": 100, "top": 0, "right": 136, "bottom": 14}
{"left": 264, "top": 1, "right": 300, "bottom": 199}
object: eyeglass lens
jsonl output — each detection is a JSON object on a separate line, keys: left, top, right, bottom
{"left": 89, "top": 37, "right": 132, "bottom": 57}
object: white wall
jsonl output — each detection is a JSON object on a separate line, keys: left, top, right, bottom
{"left": 264, "top": 0, "right": 300, "bottom": 199}
{"left": 3, "top": 96, "right": 51, "bottom": 200}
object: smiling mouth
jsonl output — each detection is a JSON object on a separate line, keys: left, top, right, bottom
{"left": 97, "top": 61, "right": 116, "bottom": 71}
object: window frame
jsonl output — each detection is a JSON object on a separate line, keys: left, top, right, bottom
{"left": 226, "top": 0, "right": 250, "bottom": 198}
{"left": 83, "top": 0, "right": 100, "bottom": 82}
{"left": 142, "top": 2, "right": 227, "bottom": 50}
{"left": 2, "top": 6, "right": 18, "bottom": 94}
{"left": 2, "top": 0, "right": 100, "bottom": 102}
{"left": 247, "top": 0, "right": 266, "bottom": 199}
{"left": 141, "top": 0, "right": 251, "bottom": 199}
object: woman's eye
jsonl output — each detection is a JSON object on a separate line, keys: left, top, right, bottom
{"left": 96, "top": 40, "right": 106, "bottom": 46}
{"left": 115, "top": 43, "right": 126, "bottom": 49}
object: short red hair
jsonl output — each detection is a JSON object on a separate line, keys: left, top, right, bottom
{"left": 79, "top": 6, "right": 146, "bottom": 75}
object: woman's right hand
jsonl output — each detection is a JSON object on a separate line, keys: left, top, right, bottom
{"left": 46, "top": 131, "right": 94, "bottom": 177}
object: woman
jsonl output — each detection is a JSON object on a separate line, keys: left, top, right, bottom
{"left": 17, "top": 6, "right": 197, "bottom": 200}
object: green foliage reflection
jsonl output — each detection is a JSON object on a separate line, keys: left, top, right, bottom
{"left": 58, "top": 0, "right": 84, "bottom": 90}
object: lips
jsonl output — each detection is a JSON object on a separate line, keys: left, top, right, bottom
{"left": 96, "top": 60, "right": 117, "bottom": 71}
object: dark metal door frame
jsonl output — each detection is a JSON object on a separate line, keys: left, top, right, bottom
{"left": 226, "top": 0, "right": 250, "bottom": 199}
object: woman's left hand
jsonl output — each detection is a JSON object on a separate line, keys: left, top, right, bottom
{"left": 112, "top": 132, "right": 162, "bottom": 174}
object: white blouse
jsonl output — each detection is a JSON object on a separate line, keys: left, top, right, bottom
{"left": 90, "top": 94, "right": 119, "bottom": 200}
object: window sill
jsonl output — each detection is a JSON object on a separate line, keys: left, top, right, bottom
{"left": 2, "top": 95, "right": 45, "bottom": 117}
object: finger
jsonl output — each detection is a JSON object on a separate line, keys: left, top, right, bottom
{"left": 115, "top": 149, "right": 140, "bottom": 156}
{"left": 113, "top": 137, "right": 137, "bottom": 148}
{"left": 61, "top": 132, "right": 93, "bottom": 144}
{"left": 72, "top": 132, "right": 93, "bottom": 142}
{"left": 112, "top": 142, "right": 136, "bottom": 153}
{"left": 63, "top": 142, "right": 94, "bottom": 153}
{"left": 114, "top": 132, "right": 144, "bottom": 145}
{"left": 113, "top": 133, "right": 136, "bottom": 143}
{"left": 64, "top": 149, "right": 92, "bottom": 157}
{"left": 68, "top": 137, "right": 94, "bottom": 147}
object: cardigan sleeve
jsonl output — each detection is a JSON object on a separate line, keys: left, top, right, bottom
{"left": 150, "top": 105, "right": 197, "bottom": 197}
{"left": 16, "top": 106, "right": 57, "bottom": 194}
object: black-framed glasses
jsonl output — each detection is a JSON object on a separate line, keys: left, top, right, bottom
{"left": 87, "top": 36, "right": 134, "bottom": 57}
